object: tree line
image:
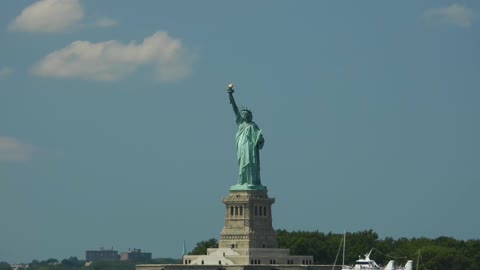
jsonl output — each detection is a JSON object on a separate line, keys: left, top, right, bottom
{"left": 188, "top": 229, "right": 480, "bottom": 270}
{"left": 276, "top": 229, "right": 480, "bottom": 270}
{"left": 3, "top": 229, "right": 479, "bottom": 270}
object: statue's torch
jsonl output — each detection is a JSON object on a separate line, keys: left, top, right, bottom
{"left": 227, "top": 83, "right": 235, "bottom": 104}
{"left": 227, "top": 83, "right": 234, "bottom": 93}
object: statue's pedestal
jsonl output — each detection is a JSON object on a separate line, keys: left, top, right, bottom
{"left": 181, "top": 189, "right": 313, "bottom": 266}
{"left": 219, "top": 189, "right": 277, "bottom": 249}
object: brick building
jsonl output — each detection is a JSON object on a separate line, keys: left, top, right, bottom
{"left": 121, "top": 248, "right": 152, "bottom": 262}
{"left": 86, "top": 249, "right": 119, "bottom": 262}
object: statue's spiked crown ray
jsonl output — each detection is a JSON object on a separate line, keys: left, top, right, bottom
{"left": 240, "top": 106, "right": 252, "bottom": 114}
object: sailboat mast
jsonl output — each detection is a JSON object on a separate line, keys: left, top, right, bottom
{"left": 342, "top": 231, "right": 346, "bottom": 267}
{"left": 416, "top": 249, "right": 420, "bottom": 270}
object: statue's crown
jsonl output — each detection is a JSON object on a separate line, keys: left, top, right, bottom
{"left": 240, "top": 106, "right": 252, "bottom": 114}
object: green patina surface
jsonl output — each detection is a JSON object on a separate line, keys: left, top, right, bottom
{"left": 228, "top": 86, "right": 267, "bottom": 191}
{"left": 230, "top": 183, "right": 267, "bottom": 191}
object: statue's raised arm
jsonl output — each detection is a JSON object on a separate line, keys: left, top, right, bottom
{"left": 227, "top": 84, "right": 241, "bottom": 124}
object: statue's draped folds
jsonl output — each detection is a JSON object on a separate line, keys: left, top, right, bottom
{"left": 236, "top": 120, "right": 262, "bottom": 186}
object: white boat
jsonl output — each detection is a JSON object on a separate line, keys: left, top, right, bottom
{"left": 342, "top": 249, "right": 412, "bottom": 270}
{"left": 337, "top": 233, "right": 413, "bottom": 270}
{"left": 343, "top": 248, "right": 380, "bottom": 269}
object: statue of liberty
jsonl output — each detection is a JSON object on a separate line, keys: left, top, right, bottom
{"left": 227, "top": 84, "right": 266, "bottom": 190}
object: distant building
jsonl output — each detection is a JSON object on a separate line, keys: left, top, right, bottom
{"left": 86, "top": 248, "right": 119, "bottom": 261}
{"left": 120, "top": 248, "right": 152, "bottom": 262}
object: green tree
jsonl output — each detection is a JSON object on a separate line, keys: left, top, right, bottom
{"left": 61, "top": 257, "right": 82, "bottom": 268}
{"left": 45, "top": 259, "right": 58, "bottom": 265}
{"left": 0, "top": 262, "right": 13, "bottom": 270}
{"left": 189, "top": 238, "right": 218, "bottom": 255}
{"left": 420, "top": 245, "right": 470, "bottom": 270}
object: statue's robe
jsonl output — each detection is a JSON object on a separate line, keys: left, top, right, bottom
{"left": 235, "top": 120, "right": 263, "bottom": 186}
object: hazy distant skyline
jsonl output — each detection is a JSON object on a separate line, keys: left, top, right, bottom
{"left": 1, "top": 0, "right": 479, "bottom": 263}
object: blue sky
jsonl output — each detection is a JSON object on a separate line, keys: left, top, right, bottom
{"left": 1, "top": 0, "right": 479, "bottom": 264}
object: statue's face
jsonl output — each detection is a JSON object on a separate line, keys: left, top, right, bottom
{"left": 242, "top": 111, "right": 252, "bottom": 122}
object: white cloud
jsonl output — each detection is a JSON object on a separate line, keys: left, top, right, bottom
{"left": 0, "top": 67, "right": 13, "bottom": 79}
{"left": 423, "top": 4, "right": 475, "bottom": 27}
{"left": 95, "top": 18, "right": 118, "bottom": 28}
{"left": 8, "top": 0, "right": 84, "bottom": 33}
{"left": 0, "top": 137, "right": 36, "bottom": 162}
{"left": 33, "top": 31, "right": 194, "bottom": 82}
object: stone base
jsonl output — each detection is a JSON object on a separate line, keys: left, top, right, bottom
{"left": 137, "top": 264, "right": 341, "bottom": 270}
{"left": 182, "top": 248, "right": 313, "bottom": 266}
{"left": 220, "top": 190, "right": 277, "bottom": 249}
